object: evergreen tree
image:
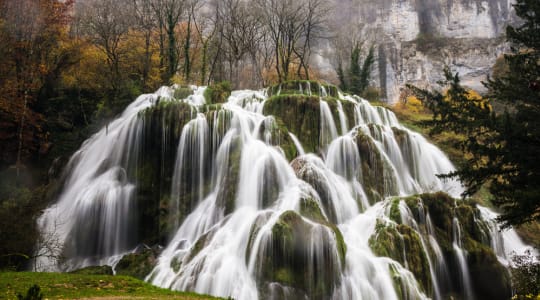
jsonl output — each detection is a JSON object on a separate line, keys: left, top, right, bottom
{"left": 349, "top": 44, "right": 362, "bottom": 94}
{"left": 347, "top": 44, "right": 375, "bottom": 95}
{"left": 337, "top": 61, "right": 348, "bottom": 92}
{"left": 408, "top": 0, "right": 540, "bottom": 227}
{"left": 359, "top": 46, "right": 375, "bottom": 93}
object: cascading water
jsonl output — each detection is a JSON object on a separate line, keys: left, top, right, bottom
{"left": 37, "top": 82, "right": 534, "bottom": 300}
{"left": 452, "top": 218, "right": 475, "bottom": 300}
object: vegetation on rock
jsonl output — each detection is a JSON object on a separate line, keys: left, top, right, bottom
{"left": 255, "top": 210, "right": 345, "bottom": 299}
{"left": 115, "top": 247, "right": 158, "bottom": 280}
{"left": 204, "top": 81, "right": 232, "bottom": 104}
{"left": 407, "top": 0, "right": 540, "bottom": 227}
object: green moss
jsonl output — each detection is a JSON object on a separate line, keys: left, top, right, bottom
{"left": 400, "top": 192, "right": 512, "bottom": 299}
{"left": 137, "top": 100, "right": 216, "bottom": 243}
{"left": 388, "top": 264, "right": 406, "bottom": 300}
{"left": 263, "top": 94, "right": 321, "bottom": 153}
{"left": 465, "top": 239, "right": 512, "bottom": 300}
{"left": 174, "top": 86, "right": 194, "bottom": 100}
{"left": 419, "top": 192, "right": 455, "bottom": 236}
{"left": 354, "top": 129, "right": 398, "bottom": 203}
{"left": 262, "top": 89, "right": 355, "bottom": 154}
{"left": 389, "top": 198, "right": 402, "bottom": 223}
{"left": 369, "top": 221, "right": 402, "bottom": 260}
{"left": 215, "top": 136, "right": 242, "bottom": 215}
{"left": 299, "top": 197, "right": 327, "bottom": 223}
{"left": 267, "top": 80, "right": 340, "bottom": 98}
{"left": 274, "top": 268, "right": 295, "bottom": 286}
{"left": 115, "top": 249, "right": 158, "bottom": 280}
{"left": 204, "top": 81, "right": 231, "bottom": 104}
{"left": 170, "top": 256, "right": 182, "bottom": 273}
{"left": 257, "top": 210, "right": 345, "bottom": 299}
{"left": 245, "top": 212, "right": 273, "bottom": 262}
{"left": 369, "top": 221, "right": 432, "bottom": 294}
{"left": 69, "top": 265, "right": 113, "bottom": 275}
{"left": 185, "top": 231, "right": 214, "bottom": 263}
{"left": 292, "top": 158, "right": 338, "bottom": 222}
{"left": 259, "top": 116, "right": 298, "bottom": 161}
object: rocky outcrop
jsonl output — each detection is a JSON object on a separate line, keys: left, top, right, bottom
{"left": 326, "top": 0, "right": 515, "bottom": 103}
{"left": 369, "top": 192, "right": 512, "bottom": 300}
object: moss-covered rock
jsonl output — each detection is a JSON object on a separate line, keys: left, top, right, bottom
{"left": 369, "top": 221, "right": 433, "bottom": 294}
{"left": 291, "top": 157, "right": 344, "bottom": 223}
{"left": 263, "top": 95, "right": 322, "bottom": 153}
{"left": 215, "top": 136, "right": 242, "bottom": 215}
{"left": 263, "top": 85, "right": 356, "bottom": 154}
{"left": 397, "top": 192, "right": 513, "bottom": 299}
{"left": 256, "top": 210, "right": 345, "bottom": 299}
{"left": 115, "top": 248, "right": 158, "bottom": 280}
{"left": 389, "top": 198, "right": 402, "bottom": 223}
{"left": 391, "top": 127, "right": 420, "bottom": 180}
{"left": 204, "top": 81, "right": 231, "bottom": 104}
{"left": 258, "top": 116, "right": 298, "bottom": 161}
{"left": 173, "top": 86, "right": 194, "bottom": 100}
{"left": 353, "top": 128, "right": 398, "bottom": 203}
{"left": 185, "top": 230, "right": 216, "bottom": 264}
{"left": 299, "top": 197, "right": 327, "bottom": 224}
{"left": 136, "top": 101, "right": 198, "bottom": 244}
{"left": 267, "top": 80, "right": 339, "bottom": 98}
{"left": 69, "top": 265, "right": 113, "bottom": 275}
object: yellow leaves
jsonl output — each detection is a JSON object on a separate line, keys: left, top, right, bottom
{"left": 61, "top": 42, "right": 107, "bottom": 91}
{"left": 404, "top": 96, "right": 425, "bottom": 113}
{"left": 466, "top": 90, "right": 492, "bottom": 111}
{"left": 511, "top": 294, "right": 540, "bottom": 300}
{"left": 442, "top": 88, "right": 492, "bottom": 112}
{"left": 394, "top": 95, "right": 427, "bottom": 114}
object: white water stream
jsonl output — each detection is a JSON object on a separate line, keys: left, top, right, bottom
{"left": 36, "top": 84, "right": 535, "bottom": 300}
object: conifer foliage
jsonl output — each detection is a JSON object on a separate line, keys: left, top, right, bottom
{"left": 408, "top": 0, "right": 540, "bottom": 227}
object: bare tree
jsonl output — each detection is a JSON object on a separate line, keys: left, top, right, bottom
{"left": 293, "top": 0, "right": 330, "bottom": 80}
{"left": 255, "top": 0, "right": 329, "bottom": 82}
{"left": 213, "top": 0, "right": 263, "bottom": 86}
{"left": 181, "top": 0, "right": 204, "bottom": 82}
{"left": 132, "top": 0, "right": 158, "bottom": 90}
{"left": 78, "top": 0, "right": 133, "bottom": 107}
{"left": 149, "top": 0, "right": 187, "bottom": 83}
{"left": 1, "top": 0, "right": 46, "bottom": 175}
{"left": 33, "top": 220, "right": 65, "bottom": 271}
{"left": 191, "top": 0, "right": 218, "bottom": 85}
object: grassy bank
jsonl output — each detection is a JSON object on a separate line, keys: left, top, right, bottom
{"left": 0, "top": 272, "right": 224, "bottom": 300}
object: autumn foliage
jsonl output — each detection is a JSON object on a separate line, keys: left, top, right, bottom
{"left": 0, "top": 0, "right": 75, "bottom": 169}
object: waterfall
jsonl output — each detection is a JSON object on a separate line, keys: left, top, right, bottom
{"left": 36, "top": 83, "right": 532, "bottom": 300}
{"left": 170, "top": 113, "right": 210, "bottom": 232}
{"left": 288, "top": 133, "right": 305, "bottom": 156}
{"left": 477, "top": 206, "right": 538, "bottom": 265}
{"left": 452, "top": 217, "right": 475, "bottom": 300}
{"left": 36, "top": 87, "right": 178, "bottom": 271}
{"left": 336, "top": 101, "right": 349, "bottom": 135}
{"left": 319, "top": 99, "right": 339, "bottom": 147}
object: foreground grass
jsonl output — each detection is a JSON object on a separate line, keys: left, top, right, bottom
{"left": 0, "top": 272, "right": 224, "bottom": 300}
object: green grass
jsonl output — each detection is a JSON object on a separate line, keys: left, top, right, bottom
{"left": 0, "top": 272, "right": 224, "bottom": 300}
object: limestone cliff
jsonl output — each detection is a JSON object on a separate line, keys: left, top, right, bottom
{"left": 326, "top": 0, "right": 516, "bottom": 103}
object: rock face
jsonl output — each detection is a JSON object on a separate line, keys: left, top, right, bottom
{"left": 327, "top": 0, "right": 515, "bottom": 103}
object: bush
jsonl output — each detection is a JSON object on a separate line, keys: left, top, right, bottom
{"left": 360, "top": 86, "right": 381, "bottom": 102}
{"left": 17, "top": 284, "right": 43, "bottom": 300}
{"left": 204, "top": 81, "right": 231, "bottom": 104}
{"left": 510, "top": 250, "right": 540, "bottom": 299}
